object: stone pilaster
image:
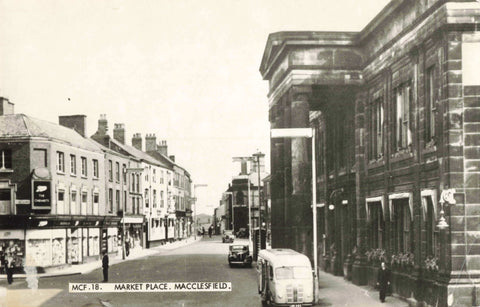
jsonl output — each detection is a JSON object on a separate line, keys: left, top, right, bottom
{"left": 352, "top": 90, "right": 368, "bottom": 285}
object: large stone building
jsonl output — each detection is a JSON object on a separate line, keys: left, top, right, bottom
{"left": 260, "top": 1, "right": 480, "bottom": 306}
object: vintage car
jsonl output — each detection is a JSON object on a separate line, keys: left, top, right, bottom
{"left": 228, "top": 244, "right": 253, "bottom": 267}
{"left": 222, "top": 230, "right": 235, "bottom": 243}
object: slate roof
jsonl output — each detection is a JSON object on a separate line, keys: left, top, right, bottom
{"left": 0, "top": 114, "right": 102, "bottom": 152}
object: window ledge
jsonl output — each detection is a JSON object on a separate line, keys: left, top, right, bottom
{"left": 93, "top": 177, "right": 99, "bottom": 181}
{"left": 368, "top": 158, "right": 385, "bottom": 169}
{"left": 81, "top": 175, "right": 88, "bottom": 179}
{"left": 422, "top": 144, "right": 437, "bottom": 155}
{"left": 0, "top": 168, "right": 13, "bottom": 173}
{"left": 390, "top": 150, "right": 414, "bottom": 163}
{"left": 56, "top": 171, "right": 65, "bottom": 175}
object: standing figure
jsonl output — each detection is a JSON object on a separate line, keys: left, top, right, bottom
{"left": 5, "top": 240, "right": 17, "bottom": 284}
{"left": 125, "top": 238, "right": 130, "bottom": 257}
{"left": 208, "top": 226, "right": 213, "bottom": 238}
{"left": 102, "top": 251, "right": 109, "bottom": 282}
{"left": 377, "top": 261, "right": 391, "bottom": 303}
{"left": 202, "top": 227, "right": 205, "bottom": 237}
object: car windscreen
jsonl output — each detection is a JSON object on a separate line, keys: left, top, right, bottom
{"left": 275, "top": 266, "right": 311, "bottom": 279}
{"left": 230, "top": 246, "right": 247, "bottom": 252}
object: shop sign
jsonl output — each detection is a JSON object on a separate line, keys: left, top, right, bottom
{"left": 101, "top": 229, "right": 108, "bottom": 253}
{"left": 32, "top": 181, "right": 51, "bottom": 210}
{"left": 81, "top": 220, "right": 97, "bottom": 227}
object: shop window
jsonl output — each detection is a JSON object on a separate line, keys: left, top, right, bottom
{"left": 93, "top": 159, "right": 99, "bottom": 178}
{"left": 32, "top": 148, "right": 47, "bottom": 168}
{"left": 81, "top": 157, "right": 87, "bottom": 177}
{"left": 369, "top": 97, "right": 384, "bottom": 160}
{"left": 56, "top": 151, "right": 65, "bottom": 173}
{"left": 70, "top": 154, "right": 76, "bottom": 175}
{"left": 392, "top": 82, "right": 412, "bottom": 152}
{"left": 425, "top": 66, "right": 437, "bottom": 145}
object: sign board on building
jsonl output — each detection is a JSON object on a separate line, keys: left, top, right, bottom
{"left": 32, "top": 181, "right": 51, "bottom": 210}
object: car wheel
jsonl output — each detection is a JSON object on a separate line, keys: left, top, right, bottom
{"left": 229, "top": 263, "right": 233, "bottom": 268}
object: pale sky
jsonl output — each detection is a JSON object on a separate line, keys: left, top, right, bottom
{"left": 0, "top": 0, "right": 390, "bottom": 215}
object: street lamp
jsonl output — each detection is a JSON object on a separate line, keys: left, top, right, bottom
{"left": 193, "top": 184, "right": 208, "bottom": 240}
{"left": 270, "top": 127, "right": 318, "bottom": 303}
{"left": 252, "top": 151, "right": 265, "bottom": 235}
{"left": 437, "top": 189, "right": 456, "bottom": 230}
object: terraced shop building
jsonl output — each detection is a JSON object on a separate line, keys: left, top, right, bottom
{"left": 0, "top": 99, "right": 119, "bottom": 269}
{"left": 260, "top": 1, "right": 480, "bottom": 306}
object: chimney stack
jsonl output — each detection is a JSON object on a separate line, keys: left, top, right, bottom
{"left": 158, "top": 140, "right": 168, "bottom": 156}
{"left": 132, "top": 133, "right": 142, "bottom": 151}
{"left": 59, "top": 115, "right": 87, "bottom": 137}
{"left": 169, "top": 155, "right": 175, "bottom": 162}
{"left": 96, "top": 114, "right": 108, "bottom": 136}
{"left": 0, "top": 97, "right": 14, "bottom": 115}
{"left": 113, "top": 123, "right": 126, "bottom": 144}
{"left": 145, "top": 133, "right": 157, "bottom": 152}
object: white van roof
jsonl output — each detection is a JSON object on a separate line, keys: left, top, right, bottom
{"left": 258, "top": 249, "right": 312, "bottom": 268}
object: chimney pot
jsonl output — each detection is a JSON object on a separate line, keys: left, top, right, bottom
{"left": 132, "top": 133, "right": 142, "bottom": 151}
{"left": 113, "top": 122, "right": 126, "bottom": 144}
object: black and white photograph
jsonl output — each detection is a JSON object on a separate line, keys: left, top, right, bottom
{"left": 1, "top": 0, "right": 480, "bottom": 306}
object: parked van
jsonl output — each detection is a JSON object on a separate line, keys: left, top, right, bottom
{"left": 256, "top": 249, "right": 314, "bottom": 306}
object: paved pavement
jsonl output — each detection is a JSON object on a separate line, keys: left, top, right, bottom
{"left": 0, "top": 236, "right": 199, "bottom": 280}
{"left": 316, "top": 270, "right": 409, "bottom": 307}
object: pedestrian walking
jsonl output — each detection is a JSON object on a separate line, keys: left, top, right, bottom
{"left": 208, "top": 225, "right": 212, "bottom": 238}
{"left": 125, "top": 239, "right": 130, "bottom": 257}
{"left": 5, "top": 255, "right": 14, "bottom": 284}
{"left": 102, "top": 251, "right": 109, "bottom": 282}
{"left": 202, "top": 227, "right": 205, "bottom": 237}
{"left": 377, "top": 261, "right": 391, "bottom": 303}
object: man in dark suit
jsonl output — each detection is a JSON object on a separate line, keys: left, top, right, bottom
{"left": 102, "top": 251, "right": 109, "bottom": 282}
{"left": 377, "top": 261, "right": 391, "bottom": 303}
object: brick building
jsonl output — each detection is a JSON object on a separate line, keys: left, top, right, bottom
{"left": 0, "top": 100, "right": 119, "bottom": 269}
{"left": 260, "top": 1, "right": 480, "bottom": 305}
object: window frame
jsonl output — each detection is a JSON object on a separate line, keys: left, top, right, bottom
{"left": 56, "top": 151, "right": 65, "bottom": 173}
